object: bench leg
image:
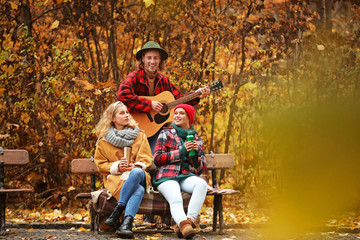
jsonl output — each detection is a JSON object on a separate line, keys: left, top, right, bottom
{"left": 218, "top": 195, "right": 226, "bottom": 234}
{"left": 90, "top": 204, "right": 99, "bottom": 232}
{"left": 212, "top": 195, "right": 218, "bottom": 231}
{"left": 213, "top": 195, "right": 226, "bottom": 234}
{"left": 0, "top": 194, "right": 6, "bottom": 235}
{"left": 93, "top": 214, "right": 100, "bottom": 233}
{"left": 90, "top": 204, "right": 95, "bottom": 231}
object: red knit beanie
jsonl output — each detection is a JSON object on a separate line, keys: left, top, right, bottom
{"left": 174, "top": 104, "right": 195, "bottom": 125}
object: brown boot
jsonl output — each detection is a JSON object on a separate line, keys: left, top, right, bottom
{"left": 179, "top": 219, "right": 195, "bottom": 239}
{"left": 174, "top": 224, "right": 184, "bottom": 238}
{"left": 188, "top": 217, "right": 197, "bottom": 229}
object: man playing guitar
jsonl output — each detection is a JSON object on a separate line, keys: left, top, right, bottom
{"left": 117, "top": 41, "right": 210, "bottom": 154}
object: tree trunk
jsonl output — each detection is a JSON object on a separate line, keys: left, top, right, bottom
{"left": 20, "top": 0, "right": 32, "bottom": 36}
{"left": 109, "top": 0, "right": 119, "bottom": 82}
{"left": 210, "top": 40, "right": 216, "bottom": 152}
{"left": 317, "top": 0, "right": 334, "bottom": 31}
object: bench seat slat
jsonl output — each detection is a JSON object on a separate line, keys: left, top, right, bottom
{"left": 207, "top": 187, "right": 240, "bottom": 195}
{"left": 0, "top": 189, "right": 33, "bottom": 193}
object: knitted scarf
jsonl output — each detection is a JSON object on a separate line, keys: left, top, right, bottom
{"left": 172, "top": 123, "right": 196, "bottom": 141}
{"left": 172, "top": 123, "right": 198, "bottom": 170}
{"left": 105, "top": 126, "right": 140, "bottom": 148}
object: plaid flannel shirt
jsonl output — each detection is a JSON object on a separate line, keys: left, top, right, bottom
{"left": 117, "top": 69, "right": 200, "bottom": 113}
{"left": 153, "top": 127, "right": 206, "bottom": 181}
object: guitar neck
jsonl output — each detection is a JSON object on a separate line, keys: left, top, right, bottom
{"left": 167, "top": 91, "right": 201, "bottom": 109}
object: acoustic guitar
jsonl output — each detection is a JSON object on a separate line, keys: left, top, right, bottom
{"left": 131, "top": 80, "right": 223, "bottom": 137}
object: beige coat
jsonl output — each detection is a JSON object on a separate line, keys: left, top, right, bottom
{"left": 94, "top": 131, "right": 153, "bottom": 201}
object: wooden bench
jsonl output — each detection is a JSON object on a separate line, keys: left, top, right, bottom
{"left": 71, "top": 153, "right": 239, "bottom": 233}
{"left": 0, "top": 147, "right": 33, "bottom": 235}
{"left": 206, "top": 153, "right": 239, "bottom": 233}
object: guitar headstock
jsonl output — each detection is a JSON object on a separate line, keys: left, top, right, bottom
{"left": 209, "top": 80, "right": 223, "bottom": 92}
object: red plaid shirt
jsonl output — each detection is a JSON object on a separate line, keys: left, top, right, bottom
{"left": 117, "top": 69, "right": 200, "bottom": 113}
{"left": 153, "top": 127, "right": 206, "bottom": 181}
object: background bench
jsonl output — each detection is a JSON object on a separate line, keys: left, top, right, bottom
{"left": 0, "top": 147, "right": 33, "bottom": 235}
{"left": 71, "top": 153, "right": 239, "bottom": 233}
{"left": 205, "top": 153, "right": 239, "bottom": 233}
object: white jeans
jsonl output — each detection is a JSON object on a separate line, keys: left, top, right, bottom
{"left": 157, "top": 175, "right": 208, "bottom": 226}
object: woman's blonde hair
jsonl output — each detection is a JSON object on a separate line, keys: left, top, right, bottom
{"left": 95, "top": 101, "right": 137, "bottom": 138}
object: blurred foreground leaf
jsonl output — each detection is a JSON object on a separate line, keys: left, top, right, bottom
{"left": 263, "top": 99, "right": 360, "bottom": 239}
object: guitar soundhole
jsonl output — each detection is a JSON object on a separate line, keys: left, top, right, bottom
{"left": 160, "top": 104, "right": 168, "bottom": 113}
{"left": 154, "top": 113, "right": 170, "bottom": 124}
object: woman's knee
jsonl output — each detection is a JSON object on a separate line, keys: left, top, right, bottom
{"left": 136, "top": 185, "right": 145, "bottom": 195}
{"left": 130, "top": 167, "right": 145, "bottom": 179}
{"left": 196, "top": 178, "right": 208, "bottom": 191}
{"left": 131, "top": 167, "right": 144, "bottom": 175}
{"left": 168, "top": 198, "right": 183, "bottom": 206}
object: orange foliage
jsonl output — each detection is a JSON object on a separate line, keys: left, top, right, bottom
{"left": 1, "top": 0, "right": 358, "bottom": 216}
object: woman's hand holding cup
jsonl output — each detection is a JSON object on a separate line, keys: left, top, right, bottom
{"left": 118, "top": 157, "right": 133, "bottom": 172}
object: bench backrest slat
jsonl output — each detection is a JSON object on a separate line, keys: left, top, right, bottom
{"left": 71, "top": 158, "right": 98, "bottom": 174}
{"left": 205, "top": 154, "right": 235, "bottom": 170}
{"left": 71, "top": 154, "right": 235, "bottom": 173}
{"left": 0, "top": 150, "right": 29, "bottom": 166}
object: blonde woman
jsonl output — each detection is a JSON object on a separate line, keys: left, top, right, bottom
{"left": 94, "top": 101, "right": 153, "bottom": 238}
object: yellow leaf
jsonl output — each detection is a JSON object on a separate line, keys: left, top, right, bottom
{"left": 29, "top": 212, "right": 40, "bottom": 218}
{"left": 307, "top": 23, "right": 316, "bottom": 31}
{"left": 77, "top": 227, "right": 86, "bottom": 232}
{"left": 146, "top": 236, "right": 159, "bottom": 240}
{"left": 317, "top": 44, "right": 325, "bottom": 51}
{"left": 74, "top": 79, "right": 94, "bottom": 90}
{"left": 1, "top": 65, "right": 16, "bottom": 74}
{"left": 10, "top": 2, "right": 18, "bottom": 9}
{"left": 143, "top": 0, "right": 154, "bottom": 8}
{"left": 68, "top": 186, "right": 76, "bottom": 192}
{"left": 51, "top": 20, "right": 60, "bottom": 29}
{"left": 28, "top": 228, "right": 34, "bottom": 232}
{"left": 55, "top": 132, "right": 65, "bottom": 140}
{"left": 152, "top": 233, "right": 163, "bottom": 237}
{"left": 74, "top": 213, "right": 83, "bottom": 221}
{"left": 95, "top": 181, "right": 102, "bottom": 188}
{"left": 21, "top": 112, "right": 30, "bottom": 124}
{"left": 81, "top": 80, "right": 94, "bottom": 90}
{"left": 0, "top": 88, "right": 5, "bottom": 94}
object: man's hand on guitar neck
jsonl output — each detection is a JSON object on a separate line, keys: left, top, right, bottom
{"left": 151, "top": 86, "right": 209, "bottom": 112}
{"left": 151, "top": 101, "right": 163, "bottom": 112}
{"left": 196, "top": 86, "right": 211, "bottom": 98}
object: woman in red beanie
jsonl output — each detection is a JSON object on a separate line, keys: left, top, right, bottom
{"left": 153, "top": 104, "right": 207, "bottom": 239}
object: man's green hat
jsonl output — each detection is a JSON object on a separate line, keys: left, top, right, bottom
{"left": 136, "top": 41, "right": 168, "bottom": 61}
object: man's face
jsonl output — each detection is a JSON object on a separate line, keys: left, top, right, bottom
{"left": 142, "top": 50, "right": 161, "bottom": 74}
